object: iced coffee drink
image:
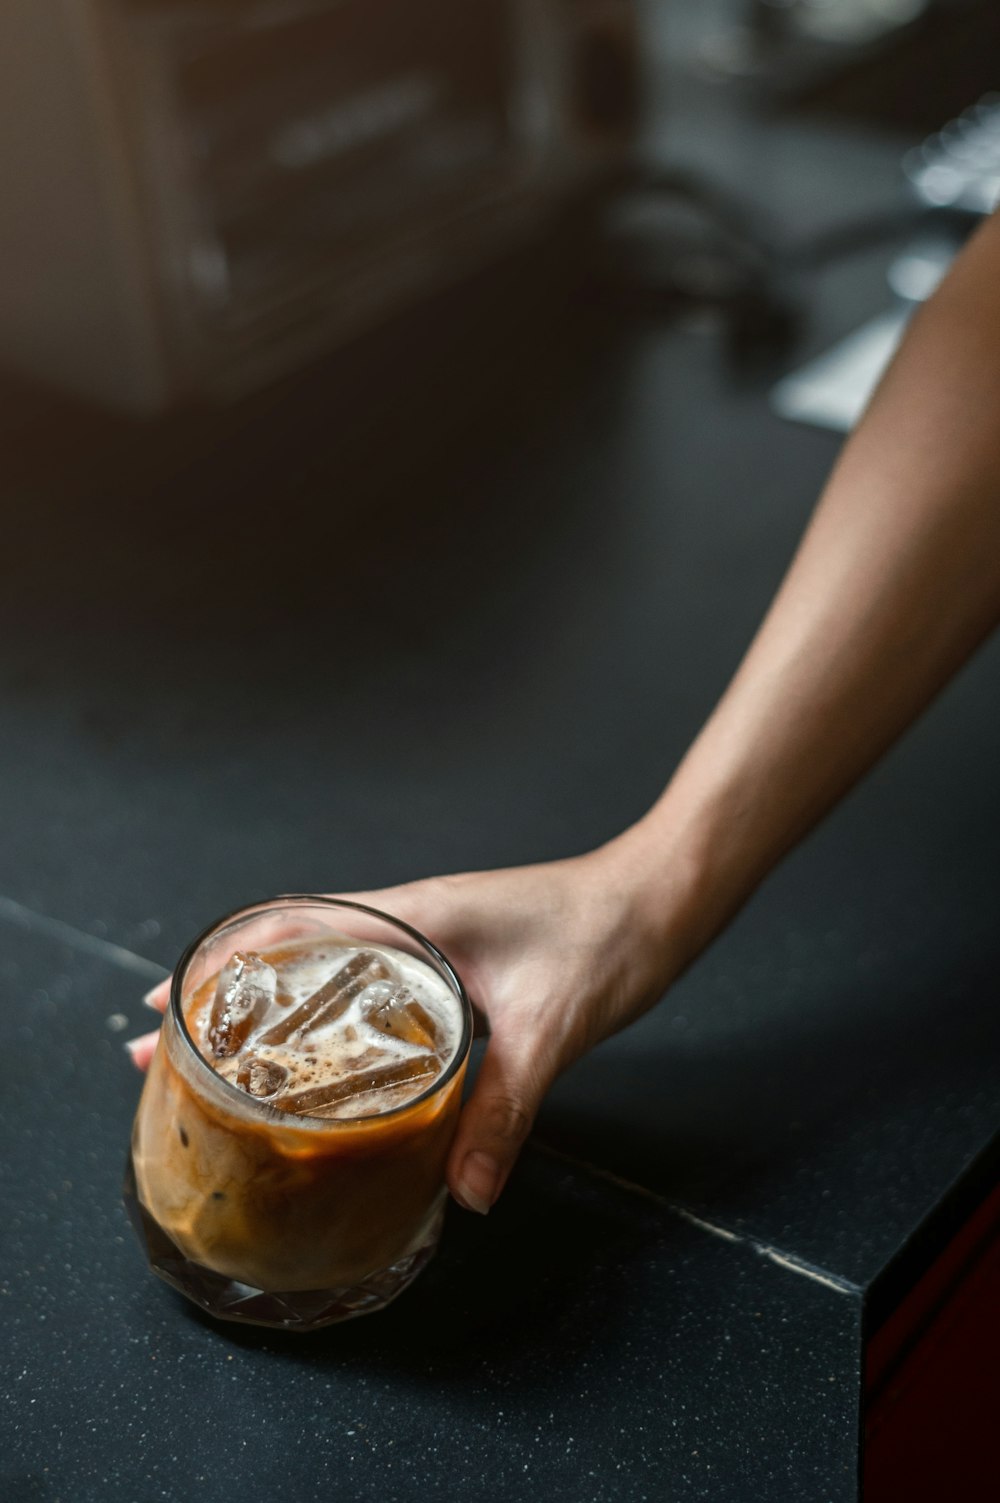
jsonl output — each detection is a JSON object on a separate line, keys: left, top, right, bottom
{"left": 125, "top": 897, "right": 472, "bottom": 1329}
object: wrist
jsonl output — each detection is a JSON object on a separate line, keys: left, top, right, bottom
{"left": 592, "top": 790, "right": 750, "bottom": 993}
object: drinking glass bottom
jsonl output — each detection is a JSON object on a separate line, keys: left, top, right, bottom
{"left": 123, "top": 1156, "right": 441, "bottom": 1330}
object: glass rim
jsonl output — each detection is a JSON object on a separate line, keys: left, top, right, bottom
{"left": 169, "top": 893, "right": 473, "bottom": 1131}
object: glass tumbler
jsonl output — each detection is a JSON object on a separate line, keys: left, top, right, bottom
{"left": 124, "top": 896, "right": 472, "bottom": 1330}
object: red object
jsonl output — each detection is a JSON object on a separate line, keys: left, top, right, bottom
{"left": 863, "top": 1179, "right": 1000, "bottom": 1501}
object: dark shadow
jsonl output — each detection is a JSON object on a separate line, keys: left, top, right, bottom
{"left": 784, "top": 0, "right": 1000, "bottom": 132}
{"left": 172, "top": 1145, "right": 666, "bottom": 1382}
{"left": 0, "top": 239, "right": 629, "bottom": 645}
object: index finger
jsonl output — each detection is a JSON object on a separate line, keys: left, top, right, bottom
{"left": 143, "top": 978, "right": 171, "bottom": 1014}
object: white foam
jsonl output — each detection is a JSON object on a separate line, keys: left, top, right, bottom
{"left": 192, "top": 938, "right": 462, "bottom": 1117}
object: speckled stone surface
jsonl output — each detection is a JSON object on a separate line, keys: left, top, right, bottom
{"left": 1, "top": 920, "right": 862, "bottom": 1503}
{"left": 2, "top": 10, "right": 999, "bottom": 1499}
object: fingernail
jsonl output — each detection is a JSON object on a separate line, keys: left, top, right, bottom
{"left": 124, "top": 1037, "right": 142, "bottom": 1057}
{"left": 142, "top": 986, "right": 163, "bottom": 1011}
{"left": 455, "top": 1152, "right": 501, "bottom": 1215}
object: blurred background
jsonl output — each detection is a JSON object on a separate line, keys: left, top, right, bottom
{"left": 3, "top": 0, "right": 999, "bottom": 413}
{"left": 1, "top": 0, "right": 998, "bottom": 925}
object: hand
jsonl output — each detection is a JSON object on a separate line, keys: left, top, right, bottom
{"left": 337, "top": 851, "right": 675, "bottom": 1213}
{"left": 131, "top": 842, "right": 679, "bottom": 1214}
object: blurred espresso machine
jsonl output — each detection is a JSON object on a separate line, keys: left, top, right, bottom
{"left": 0, "top": 0, "right": 638, "bottom": 411}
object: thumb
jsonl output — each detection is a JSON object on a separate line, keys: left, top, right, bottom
{"left": 446, "top": 1037, "right": 546, "bottom": 1215}
{"left": 326, "top": 883, "right": 470, "bottom": 963}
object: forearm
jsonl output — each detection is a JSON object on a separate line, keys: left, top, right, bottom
{"left": 614, "top": 213, "right": 1000, "bottom": 973}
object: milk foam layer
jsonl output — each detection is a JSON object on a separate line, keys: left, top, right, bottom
{"left": 189, "top": 938, "right": 462, "bottom": 1120}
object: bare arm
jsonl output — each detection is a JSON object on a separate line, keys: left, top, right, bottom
{"left": 619, "top": 210, "right": 1000, "bottom": 969}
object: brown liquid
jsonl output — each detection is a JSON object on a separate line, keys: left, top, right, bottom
{"left": 130, "top": 938, "right": 467, "bottom": 1295}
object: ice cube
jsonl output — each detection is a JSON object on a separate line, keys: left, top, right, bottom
{"left": 256, "top": 950, "right": 391, "bottom": 1046}
{"left": 364, "top": 983, "right": 439, "bottom": 1051}
{"left": 274, "top": 1053, "right": 439, "bottom": 1116}
{"left": 208, "top": 951, "right": 277, "bottom": 1058}
{"left": 235, "top": 1055, "right": 289, "bottom": 1099}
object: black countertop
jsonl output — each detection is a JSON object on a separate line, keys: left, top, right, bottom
{"left": 2, "top": 924, "right": 862, "bottom": 1503}
{"left": 1, "top": 10, "right": 998, "bottom": 1500}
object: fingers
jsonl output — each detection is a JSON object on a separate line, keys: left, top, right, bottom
{"left": 126, "top": 978, "right": 170, "bottom": 1070}
{"left": 116, "top": 972, "right": 170, "bottom": 1073}
{"left": 446, "top": 1039, "right": 545, "bottom": 1215}
{"left": 125, "top": 1030, "right": 160, "bottom": 1072}
{"left": 143, "top": 978, "right": 170, "bottom": 1014}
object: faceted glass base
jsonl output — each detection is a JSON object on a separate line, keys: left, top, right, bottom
{"left": 123, "top": 1157, "right": 439, "bottom": 1330}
